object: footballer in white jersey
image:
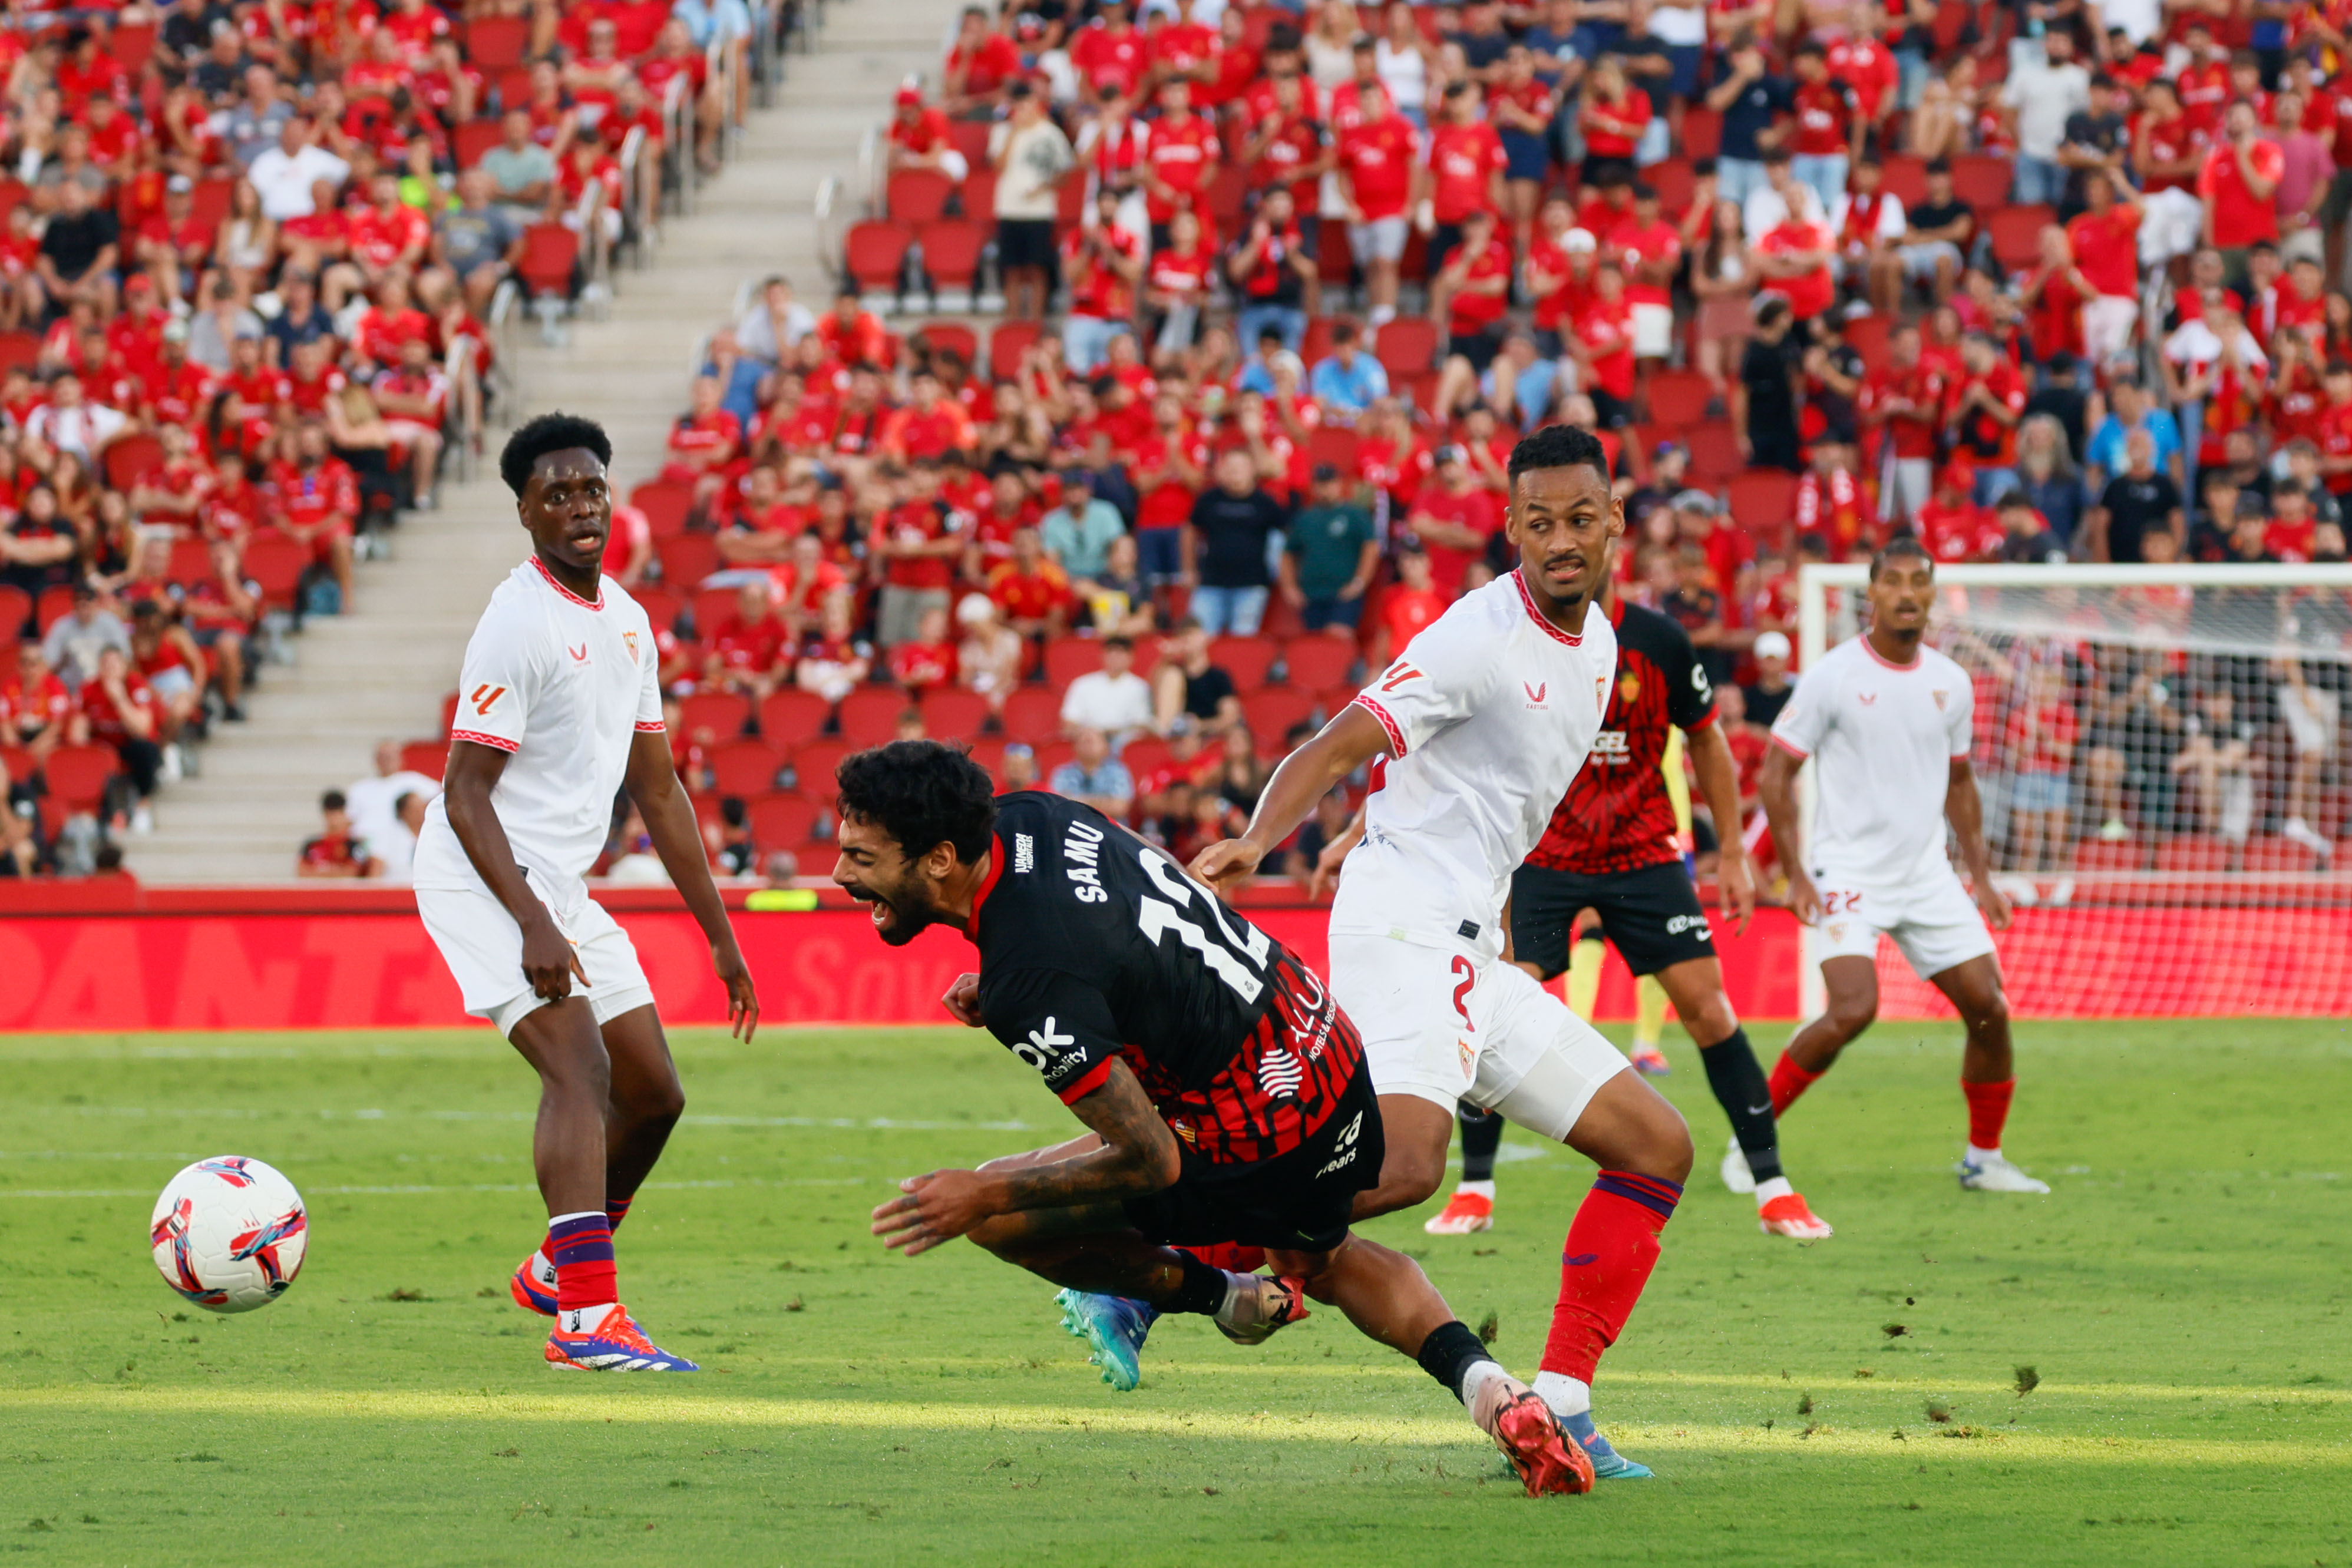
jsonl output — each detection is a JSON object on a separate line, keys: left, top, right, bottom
{"left": 1757, "top": 538, "right": 2047, "bottom": 1196}
{"left": 415, "top": 413, "right": 760, "bottom": 1374}
{"left": 1192, "top": 425, "right": 1695, "bottom": 1480}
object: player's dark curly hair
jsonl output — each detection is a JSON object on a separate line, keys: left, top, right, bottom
{"left": 1871, "top": 534, "right": 1935, "bottom": 581}
{"left": 1507, "top": 424, "right": 1610, "bottom": 486}
{"left": 835, "top": 740, "right": 999, "bottom": 864}
{"left": 500, "top": 412, "right": 613, "bottom": 498}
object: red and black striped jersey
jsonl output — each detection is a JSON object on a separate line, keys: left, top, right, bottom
{"left": 971, "top": 792, "right": 1360, "bottom": 1165}
{"left": 1526, "top": 600, "right": 1716, "bottom": 876}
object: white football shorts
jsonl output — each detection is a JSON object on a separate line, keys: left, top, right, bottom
{"left": 1810, "top": 861, "right": 1996, "bottom": 980}
{"left": 1329, "top": 932, "right": 1629, "bottom": 1140}
{"left": 417, "top": 878, "right": 656, "bottom": 1038}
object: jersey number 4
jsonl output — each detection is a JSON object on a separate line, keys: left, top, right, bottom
{"left": 1134, "top": 846, "right": 1271, "bottom": 1003}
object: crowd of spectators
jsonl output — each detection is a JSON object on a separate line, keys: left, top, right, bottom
{"left": 1, "top": 0, "right": 778, "bottom": 879}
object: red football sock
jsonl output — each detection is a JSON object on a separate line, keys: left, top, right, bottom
{"left": 1178, "top": 1243, "right": 1267, "bottom": 1274}
{"left": 1539, "top": 1172, "right": 1680, "bottom": 1385}
{"left": 606, "top": 1193, "right": 634, "bottom": 1231}
{"left": 1768, "top": 1050, "right": 1823, "bottom": 1117}
{"left": 549, "top": 1213, "right": 617, "bottom": 1313}
{"left": 1962, "top": 1077, "right": 2016, "bottom": 1151}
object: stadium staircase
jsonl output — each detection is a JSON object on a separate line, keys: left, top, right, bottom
{"left": 134, "top": 0, "right": 965, "bottom": 883}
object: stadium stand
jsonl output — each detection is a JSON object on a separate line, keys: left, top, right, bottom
{"left": 1, "top": 0, "right": 805, "bottom": 878}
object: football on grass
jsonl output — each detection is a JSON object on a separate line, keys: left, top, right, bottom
{"left": 149, "top": 1156, "right": 309, "bottom": 1313}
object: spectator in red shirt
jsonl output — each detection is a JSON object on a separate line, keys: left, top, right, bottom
{"left": 1430, "top": 209, "right": 1512, "bottom": 406}
{"left": 1333, "top": 79, "right": 1418, "bottom": 328}
{"left": 663, "top": 374, "right": 745, "bottom": 508}
{"left": 1915, "top": 462, "right": 2005, "bottom": 563}
{"left": 943, "top": 7, "right": 1024, "bottom": 119}
{"left": 1419, "top": 80, "right": 1506, "bottom": 275}
{"left": 1061, "top": 187, "right": 1145, "bottom": 374}
{"left": 2019, "top": 226, "right": 2095, "bottom": 366}
{"left": 2003, "top": 662, "right": 2077, "bottom": 872}
{"left": 2, "top": 641, "right": 72, "bottom": 761}
{"left": 1369, "top": 542, "right": 1446, "bottom": 667}
{"left": 2066, "top": 170, "right": 2143, "bottom": 367}
{"left": 876, "top": 462, "right": 966, "bottom": 647}
{"left": 703, "top": 583, "right": 791, "bottom": 698}
{"left": 68, "top": 645, "right": 164, "bottom": 813}
{"left": 887, "top": 84, "right": 969, "bottom": 183}
{"left": 1786, "top": 41, "right": 1860, "bottom": 225}
{"left": 985, "top": 525, "right": 1073, "bottom": 641}
{"left": 1575, "top": 55, "right": 1649, "bottom": 187}
{"left": 275, "top": 424, "right": 361, "bottom": 609}
{"left": 298, "top": 790, "right": 384, "bottom": 878}
{"left": 2199, "top": 98, "right": 2286, "bottom": 272}
{"left": 887, "top": 605, "right": 960, "bottom": 694}
{"left": 1947, "top": 333, "right": 2029, "bottom": 502}
{"left": 1402, "top": 445, "right": 1500, "bottom": 599}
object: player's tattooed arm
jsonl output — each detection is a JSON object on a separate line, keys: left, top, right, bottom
{"left": 870, "top": 1061, "right": 1180, "bottom": 1255}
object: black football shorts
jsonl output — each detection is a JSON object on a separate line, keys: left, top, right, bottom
{"left": 1509, "top": 859, "right": 1715, "bottom": 981}
{"left": 1122, "top": 1060, "right": 1383, "bottom": 1256}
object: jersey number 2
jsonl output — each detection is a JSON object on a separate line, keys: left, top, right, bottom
{"left": 1134, "top": 846, "right": 1271, "bottom": 1003}
{"left": 1449, "top": 955, "right": 1476, "bottom": 1031}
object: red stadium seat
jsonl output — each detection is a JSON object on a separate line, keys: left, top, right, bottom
{"left": 2155, "top": 836, "right": 2232, "bottom": 874}
{"left": 844, "top": 220, "right": 914, "bottom": 296}
{"left": 678, "top": 690, "right": 752, "bottom": 741}
{"left": 1645, "top": 157, "right": 1694, "bottom": 214}
{"left": 958, "top": 167, "right": 996, "bottom": 221}
{"left": 2070, "top": 837, "right": 2144, "bottom": 872}
{"left": 630, "top": 481, "right": 695, "bottom": 538}
{"left": 1205, "top": 165, "right": 1250, "bottom": 229}
{"left": 439, "top": 690, "right": 461, "bottom": 735}
{"left": 516, "top": 223, "right": 580, "bottom": 300}
{"left": 0, "top": 331, "right": 35, "bottom": 375}
{"left": 1879, "top": 154, "right": 1928, "bottom": 209}
{"left": 921, "top": 687, "right": 993, "bottom": 740}
{"left": 1307, "top": 425, "right": 1360, "bottom": 473}
{"left": 835, "top": 685, "right": 907, "bottom": 747}
{"left": 1300, "top": 315, "right": 1339, "bottom": 364}
{"left": 190, "top": 178, "right": 234, "bottom": 236}
{"left": 989, "top": 320, "right": 1042, "bottom": 382}
{"left": 2241, "top": 836, "right": 2323, "bottom": 873}
{"left": 1646, "top": 368, "right": 1713, "bottom": 429}
{"left": 1948, "top": 154, "right": 2013, "bottom": 213}
{"left": 1843, "top": 312, "right": 1892, "bottom": 372}
{"left": 962, "top": 736, "right": 1009, "bottom": 779}
{"left": 1121, "top": 735, "right": 1172, "bottom": 780}
{"left": 0, "top": 743, "right": 31, "bottom": 788}
{"left": 916, "top": 219, "right": 986, "bottom": 293}
{"left": 1042, "top": 635, "right": 1105, "bottom": 688}
{"left": 0, "top": 583, "right": 29, "bottom": 638}
{"left": 788, "top": 739, "right": 853, "bottom": 800}
{"left": 634, "top": 585, "right": 683, "bottom": 635}
{"left": 399, "top": 741, "right": 448, "bottom": 780}
{"left": 1727, "top": 468, "right": 1798, "bottom": 532}
{"left": 1316, "top": 220, "right": 1355, "bottom": 289}
{"left": 496, "top": 68, "right": 534, "bottom": 113}
{"left": 42, "top": 745, "right": 119, "bottom": 816}
{"left": 748, "top": 791, "right": 818, "bottom": 848}
{"left": 1685, "top": 422, "right": 1744, "bottom": 483}
{"left": 240, "top": 531, "right": 309, "bottom": 610}
{"left": 947, "top": 119, "right": 992, "bottom": 168}
{"left": 1208, "top": 635, "right": 1278, "bottom": 690}
{"left": 658, "top": 533, "right": 718, "bottom": 590}
{"left": 1032, "top": 739, "right": 1077, "bottom": 780}
{"left": 110, "top": 19, "right": 156, "bottom": 74}
{"left": 1279, "top": 636, "right": 1358, "bottom": 692}
{"left": 34, "top": 585, "right": 77, "bottom": 634}
{"left": 1372, "top": 317, "right": 1439, "bottom": 379}
{"left": 692, "top": 587, "right": 743, "bottom": 638}
{"left": 1243, "top": 685, "right": 1317, "bottom": 743}
{"left": 101, "top": 431, "right": 163, "bottom": 492}
{"left": 166, "top": 537, "right": 215, "bottom": 586}
{"left": 1986, "top": 204, "right": 2052, "bottom": 273}
{"left": 911, "top": 322, "right": 979, "bottom": 366}
{"left": 709, "top": 737, "right": 785, "bottom": 796}
{"left": 1000, "top": 686, "right": 1063, "bottom": 743}
{"left": 886, "top": 169, "right": 955, "bottom": 224}
{"left": 467, "top": 14, "right": 528, "bottom": 68}
{"left": 1056, "top": 171, "right": 1088, "bottom": 228}
{"left": 454, "top": 118, "right": 503, "bottom": 171}
{"left": 758, "top": 688, "right": 831, "bottom": 746}
{"left": 1679, "top": 107, "right": 1722, "bottom": 161}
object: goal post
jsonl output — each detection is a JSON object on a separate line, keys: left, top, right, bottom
{"left": 1788, "top": 563, "right": 2352, "bottom": 1020}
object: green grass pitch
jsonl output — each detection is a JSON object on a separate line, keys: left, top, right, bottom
{"left": 1, "top": 1018, "right": 2347, "bottom": 1566}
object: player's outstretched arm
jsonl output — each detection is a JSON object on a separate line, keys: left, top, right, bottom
{"left": 870, "top": 1060, "right": 1179, "bottom": 1255}
{"left": 1756, "top": 742, "right": 1820, "bottom": 924}
{"left": 1687, "top": 722, "right": 1756, "bottom": 934}
{"left": 442, "top": 738, "right": 588, "bottom": 1003}
{"left": 625, "top": 729, "right": 761, "bottom": 1040}
{"left": 1944, "top": 756, "right": 2013, "bottom": 931}
{"left": 1191, "top": 703, "right": 1392, "bottom": 893}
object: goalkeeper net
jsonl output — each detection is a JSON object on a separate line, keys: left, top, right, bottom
{"left": 1793, "top": 564, "right": 2352, "bottom": 1020}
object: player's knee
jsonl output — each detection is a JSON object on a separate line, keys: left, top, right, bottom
{"left": 1825, "top": 990, "right": 1878, "bottom": 1038}
{"left": 1640, "top": 1099, "right": 1694, "bottom": 1185}
{"left": 1961, "top": 984, "right": 2010, "bottom": 1036}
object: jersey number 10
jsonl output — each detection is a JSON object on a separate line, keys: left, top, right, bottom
{"left": 1133, "top": 846, "right": 1271, "bottom": 1004}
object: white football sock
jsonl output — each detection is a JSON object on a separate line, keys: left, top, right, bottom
{"left": 1754, "top": 1176, "right": 1794, "bottom": 1205}
{"left": 1965, "top": 1143, "right": 2002, "bottom": 1166}
{"left": 560, "top": 1302, "right": 619, "bottom": 1334}
{"left": 1534, "top": 1370, "right": 1592, "bottom": 1418}
{"left": 1458, "top": 1357, "right": 1511, "bottom": 1410}
{"left": 1454, "top": 1180, "right": 1495, "bottom": 1200}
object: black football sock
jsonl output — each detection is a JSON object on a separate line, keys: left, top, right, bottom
{"left": 1165, "top": 1255, "right": 1231, "bottom": 1316}
{"left": 1415, "top": 1319, "right": 1495, "bottom": 1402}
{"left": 1699, "top": 1026, "right": 1785, "bottom": 1185}
{"left": 1458, "top": 1105, "right": 1504, "bottom": 1185}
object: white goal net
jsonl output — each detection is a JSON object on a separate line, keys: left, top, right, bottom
{"left": 1791, "top": 564, "right": 2352, "bottom": 1020}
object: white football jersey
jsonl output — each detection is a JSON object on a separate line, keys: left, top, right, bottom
{"left": 1333, "top": 569, "right": 1617, "bottom": 962}
{"left": 413, "top": 557, "right": 663, "bottom": 905}
{"left": 1769, "top": 633, "right": 1973, "bottom": 883}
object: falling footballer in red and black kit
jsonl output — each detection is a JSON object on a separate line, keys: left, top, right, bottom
{"left": 967, "top": 790, "right": 1379, "bottom": 1251}
{"left": 838, "top": 744, "right": 1595, "bottom": 1496}
{"left": 1448, "top": 596, "right": 1831, "bottom": 1239}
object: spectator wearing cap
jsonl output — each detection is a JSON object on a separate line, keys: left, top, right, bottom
{"left": 887, "top": 82, "right": 970, "bottom": 186}
{"left": 1184, "top": 449, "right": 1287, "bottom": 638}
{"left": 134, "top": 175, "right": 212, "bottom": 309}
{"left": 1307, "top": 320, "right": 1389, "bottom": 422}
{"left": 1039, "top": 471, "right": 1127, "bottom": 581}
{"left": 1280, "top": 465, "right": 1378, "bottom": 639}
{"left": 1741, "top": 631, "right": 1798, "bottom": 730}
